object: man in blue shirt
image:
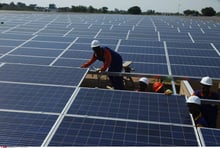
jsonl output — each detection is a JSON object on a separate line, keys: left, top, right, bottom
{"left": 194, "top": 76, "right": 219, "bottom": 128}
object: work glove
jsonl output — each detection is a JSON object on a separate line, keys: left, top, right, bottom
{"left": 95, "top": 68, "right": 101, "bottom": 73}
{"left": 164, "top": 89, "right": 173, "bottom": 95}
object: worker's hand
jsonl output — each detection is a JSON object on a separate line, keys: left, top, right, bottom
{"left": 81, "top": 64, "right": 86, "bottom": 68}
{"left": 164, "top": 89, "right": 173, "bottom": 95}
{"left": 95, "top": 68, "right": 101, "bottom": 73}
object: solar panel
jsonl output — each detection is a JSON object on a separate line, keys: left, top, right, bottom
{"left": 49, "top": 116, "right": 198, "bottom": 146}
{"left": 0, "top": 13, "right": 220, "bottom": 146}
{"left": 120, "top": 53, "right": 166, "bottom": 64}
{"left": 0, "top": 82, "right": 75, "bottom": 112}
{"left": 68, "top": 88, "right": 192, "bottom": 125}
{"left": 171, "top": 65, "right": 220, "bottom": 79}
{"left": 169, "top": 56, "right": 220, "bottom": 67}
{"left": 0, "top": 55, "right": 54, "bottom": 65}
{"left": 0, "top": 64, "right": 87, "bottom": 86}
{"left": 198, "top": 127, "right": 220, "bottom": 146}
{"left": 0, "top": 111, "right": 57, "bottom": 146}
{"left": 0, "top": 39, "right": 25, "bottom": 46}
{"left": 23, "top": 41, "right": 69, "bottom": 49}
{"left": 168, "top": 48, "right": 219, "bottom": 57}
{"left": 10, "top": 48, "right": 63, "bottom": 57}
{"left": 118, "top": 46, "right": 165, "bottom": 55}
{"left": 132, "top": 62, "right": 168, "bottom": 75}
{"left": 61, "top": 50, "right": 92, "bottom": 59}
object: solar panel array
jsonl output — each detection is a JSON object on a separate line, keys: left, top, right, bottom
{"left": 0, "top": 12, "right": 219, "bottom": 146}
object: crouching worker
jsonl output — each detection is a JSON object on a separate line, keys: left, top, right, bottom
{"left": 81, "top": 40, "right": 124, "bottom": 90}
{"left": 186, "top": 95, "right": 208, "bottom": 127}
{"left": 152, "top": 82, "right": 173, "bottom": 95}
{"left": 136, "top": 77, "right": 149, "bottom": 92}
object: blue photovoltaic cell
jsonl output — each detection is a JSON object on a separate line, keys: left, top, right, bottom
{"left": 171, "top": 65, "right": 220, "bottom": 79}
{"left": 0, "top": 55, "right": 54, "bottom": 65}
{"left": 68, "top": 88, "right": 192, "bottom": 125}
{"left": 61, "top": 50, "right": 93, "bottom": 59}
{"left": 0, "top": 33, "right": 33, "bottom": 40}
{"left": 22, "top": 41, "right": 69, "bottom": 49}
{"left": 169, "top": 56, "right": 220, "bottom": 67}
{"left": 69, "top": 43, "right": 91, "bottom": 51}
{"left": 199, "top": 127, "right": 220, "bottom": 146}
{"left": 132, "top": 62, "right": 168, "bottom": 75}
{"left": 121, "top": 40, "right": 164, "bottom": 47}
{"left": 0, "top": 39, "right": 25, "bottom": 46}
{"left": 33, "top": 36, "right": 75, "bottom": 42}
{"left": 0, "top": 46, "right": 15, "bottom": 54}
{"left": 10, "top": 48, "right": 63, "bottom": 57}
{"left": 0, "top": 112, "right": 57, "bottom": 146}
{"left": 166, "top": 42, "right": 213, "bottom": 49}
{"left": 0, "top": 64, "right": 87, "bottom": 86}
{"left": 49, "top": 116, "right": 198, "bottom": 146}
{"left": 120, "top": 53, "right": 166, "bottom": 64}
{"left": 53, "top": 58, "right": 102, "bottom": 68}
{"left": 0, "top": 83, "right": 75, "bottom": 112}
{"left": 118, "top": 46, "right": 165, "bottom": 55}
{"left": 167, "top": 48, "right": 219, "bottom": 57}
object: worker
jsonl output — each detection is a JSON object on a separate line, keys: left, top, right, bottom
{"left": 81, "top": 40, "right": 124, "bottom": 90}
{"left": 137, "top": 77, "right": 149, "bottom": 92}
{"left": 194, "top": 76, "right": 219, "bottom": 128}
{"left": 186, "top": 95, "right": 208, "bottom": 127}
{"left": 152, "top": 81, "right": 173, "bottom": 95}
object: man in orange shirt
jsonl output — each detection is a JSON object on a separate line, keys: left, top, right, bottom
{"left": 81, "top": 40, "right": 124, "bottom": 90}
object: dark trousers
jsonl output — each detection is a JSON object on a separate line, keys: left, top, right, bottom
{"left": 108, "top": 65, "right": 124, "bottom": 90}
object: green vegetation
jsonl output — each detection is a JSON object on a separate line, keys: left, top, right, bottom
{"left": 0, "top": 2, "right": 219, "bottom": 16}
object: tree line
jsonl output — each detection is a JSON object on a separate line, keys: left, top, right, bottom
{"left": 0, "top": 2, "right": 219, "bottom": 16}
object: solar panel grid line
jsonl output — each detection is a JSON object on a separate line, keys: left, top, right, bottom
{"left": 32, "top": 26, "right": 47, "bottom": 36}
{"left": 63, "top": 28, "right": 74, "bottom": 37}
{"left": 49, "top": 37, "right": 79, "bottom": 66}
{"left": 0, "top": 35, "right": 38, "bottom": 59}
{"left": 157, "top": 31, "right": 161, "bottom": 41}
{"left": 210, "top": 43, "right": 220, "bottom": 56}
{"left": 42, "top": 87, "right": 81, "bottom": 146}
{"left": 197, "top": 128, "right": 206, "bottom": 146}
{"left": 115, "top": 39, "right": 121, "bottom": 52}
{"left": 0, "top": 79, "right": 76, "bottom": 89}
{"left": 94, "top": 29, "right": 102, "bottom": 38}
{"left": 2, "top": 24, "right": 20, "bottom": 34}
{"left": 0, "top": 108, "right": 60, "bottom": 116}
{"left": 126, "top": 30, "right": 130, "bottom": 40}
{"left": 188, "top": 32, "right": 195, "bottom": 43}
{"left": 65, "top": 113, "right": 194, "bottom": 128}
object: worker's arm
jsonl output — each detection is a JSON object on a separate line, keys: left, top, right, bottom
{"left": 81, "top": 54, "right": 97, "bottom": 68}
{"left": 100, "top": 49, "right": 112, "bottom": 71}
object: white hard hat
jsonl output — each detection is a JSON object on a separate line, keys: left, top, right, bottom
{"left": 186, "top": 96, "right": 201, "bottom": 105}
{"left": 91, "top": 40, "right": 100, "bottom": 48}
{"left": 200, "top": 76, "right": 212, "bottom": 86}
{"left": 139, "top": 77, "right": 149, "bottom": 85}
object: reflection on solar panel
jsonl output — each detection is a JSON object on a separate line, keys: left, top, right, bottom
{"left": 0, "top": 12, "right": 219, "bottom": 146}
{"left": 198, "top": 127, "right": 220, "bottom": 146}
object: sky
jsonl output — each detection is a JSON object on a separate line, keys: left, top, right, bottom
{"left": 1, "top": 0, "right": 220, "bottom": 13}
